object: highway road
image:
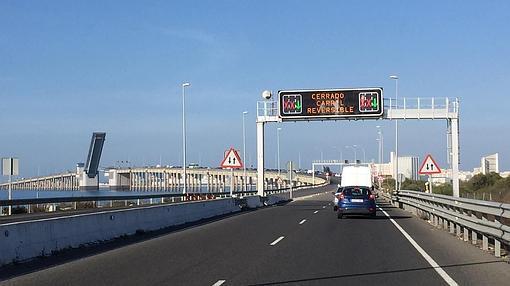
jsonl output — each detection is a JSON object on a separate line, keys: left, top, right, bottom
{"left": 1, "top": 184, "right": 509, "bottom": 285}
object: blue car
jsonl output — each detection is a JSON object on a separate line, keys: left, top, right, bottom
{"left": 336, "top": 186, "right": 376, "bottom": 219}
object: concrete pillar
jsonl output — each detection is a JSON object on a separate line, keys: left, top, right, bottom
{"left": 495, "top": 240, "right": 501, "bottom": 257}
{"left": 77, "top": 165, "right": 99, "bottom": 191}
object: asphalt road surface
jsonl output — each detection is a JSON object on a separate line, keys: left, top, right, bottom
{"left": 2, "top": 184, "right": 509, "bottom": 285}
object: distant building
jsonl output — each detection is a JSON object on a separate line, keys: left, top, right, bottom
{"left": 398, "top": 156, "right": 419, "bottom": 180}
{"left": 373, "top": 152, "right": 419, "bottom": 181}
{"left": 500, "top": 171, "right": 510, "bottom": 178}
{"left": 481, "top": 153, "right": 499, "bottom": 174}
{"left": 458, "top": 170, "right": 474, "bottom": 181}
{"left": 373, "top": 161, "right": 393, "bottom": 177}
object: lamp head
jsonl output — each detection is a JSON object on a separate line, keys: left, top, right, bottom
{"left": 262, "top": 90, "right": 272, "bottom": 100}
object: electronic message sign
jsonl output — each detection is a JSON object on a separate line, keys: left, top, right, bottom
{"left": 278, "top": 88, "right": 383, "bottom": 120}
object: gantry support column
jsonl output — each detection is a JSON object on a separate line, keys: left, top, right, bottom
{"left": 257, "top": 121, "right": 265, "bottom": 196}
{"left": 450, "top": 117, "right": 460, "bottom": 197}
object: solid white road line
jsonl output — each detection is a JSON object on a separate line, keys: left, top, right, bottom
{"left": 313, "top": 210, "right": 319, "bottom": 214}
{"left": 270, "top": 236, "right": 285, "bottom": 246}
{"left": 212, "top": 280, "right": 226, "bottom": 286}
{"left": 299, "top": 219, "right": 307, "bottom": 225}
{"left": 378, "top": 206, "right": 459, "bottom": 286}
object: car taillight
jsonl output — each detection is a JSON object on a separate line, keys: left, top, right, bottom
{"left": 336, "top": 193, "right": 344, "bottom": 200}
{"left": 369, "top": 194, "right": 375, "bottom": 200}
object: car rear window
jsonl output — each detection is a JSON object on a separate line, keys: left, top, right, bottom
{"left": 343, "top": 187, "right": 371, "bottom": 196}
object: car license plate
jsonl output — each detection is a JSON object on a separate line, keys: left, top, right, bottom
{"left": 351, "top": 199, "right": 364, "bottom": 203}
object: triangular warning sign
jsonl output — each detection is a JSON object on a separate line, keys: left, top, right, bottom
{"left": 418, "top": 154, "right": 442, "bottom": 175}
{"left": 220, "top": 148, "right": 243, "bottom": 169}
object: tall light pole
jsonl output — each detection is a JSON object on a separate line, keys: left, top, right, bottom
{"left": 182, "top": 82, "right": 190, "bottom": 195}
{"left": 345, "top": 145, "right": 356, "bottom": 162}
{"left": 376, "top": 126, "right": 382, "bottom": 168}
{"left": 333, "top": 146, "right": 343, "bottom": 162}
{"left": 242, "top": 111, "right": 248, "bottom": 191}
{"left": 353, "top": 145, "right": 366, "bottom": 163}
{"left": 334, "top": 146, "right": 343, "bottom": 173}
{"left": 277, "top": 127, "right": 282, "bottom": 177}
{"left": 390, "top": 75, "right": 399, "bottom": 191}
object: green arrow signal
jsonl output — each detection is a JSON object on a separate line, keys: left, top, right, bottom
{"left": 295, "top": 100, "right": 302, "bottom": 111}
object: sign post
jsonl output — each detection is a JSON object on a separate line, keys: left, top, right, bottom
{"left": 220, "top": 148, "right": 243, "bottom": 197}
{"left": 418, "top": 154, "right": 442, "bottom": 194}
{"left": 287, "top": 161, "right": 294, "bottom": 199}
{"left": 230, "top": 168, "right": 234, "bottom": 197}
{"left": 2, "top": 158, "right": 19, "bottom": 215}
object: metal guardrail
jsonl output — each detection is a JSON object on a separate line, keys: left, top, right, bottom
{"left": 393, "top": 190, "right": 510, "bottom": 257}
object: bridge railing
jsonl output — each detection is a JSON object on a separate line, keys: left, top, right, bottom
{"left": 393, "top": 190, "right": 509, "bottom": 257}
{"left": 0, "top": 183, "right": 324, "bottom": 217}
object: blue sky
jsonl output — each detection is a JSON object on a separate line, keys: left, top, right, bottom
{"left": 0, "top": 0, "right": 509, "bottom": 179}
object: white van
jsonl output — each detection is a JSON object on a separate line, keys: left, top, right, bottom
{"left": 340, "top": 165, "right": 373, "bottom": 188}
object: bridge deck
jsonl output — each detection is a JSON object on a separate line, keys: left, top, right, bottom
{"left": 2, "top": 185, "right": 508, "bottom": 285}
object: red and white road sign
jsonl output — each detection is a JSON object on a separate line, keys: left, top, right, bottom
{"left": 220, "top": 148, "right": 243, "bottom": 169}
{"left": 418, "top": 154, "right": 442, "bottom": 175}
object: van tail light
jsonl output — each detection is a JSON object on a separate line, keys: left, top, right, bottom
{"left": 336, "top": 193, "right": 344, "bottom": 200}
{"left": 369, "top": 194, "right": 375, "bottom": 200}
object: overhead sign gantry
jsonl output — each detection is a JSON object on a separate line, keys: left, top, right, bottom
{"left": 256, "top": 88, "right": 460, "bottom": 197}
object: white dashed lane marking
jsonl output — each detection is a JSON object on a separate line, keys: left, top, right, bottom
{"left": 270, "top": 236, "right": 285, "bottom": 246}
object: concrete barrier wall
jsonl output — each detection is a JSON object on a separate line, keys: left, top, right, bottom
{"left": 245, "top": 196, "right": 263, "bottom": 208}
{"left": 0, "top": 199, "right": 240, "bottom": 265}
{"left": 0, "top": 192, "right": 299, "bottom": 266}
{"left": 267, "top": 192, "right": 291, "bottom": 205}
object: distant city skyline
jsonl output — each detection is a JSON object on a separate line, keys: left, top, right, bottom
{"left": 1, "top": 1, "right": 509, "bottom": 180}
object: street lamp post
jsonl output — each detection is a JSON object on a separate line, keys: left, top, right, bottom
{"left": 353, "top": 145, "right": 366, "bottom": 163}
{"left": 182, "top": 82, "right": 191, "bottom": 195}
{"left": 277, "top": 127, "right": 282, "bottom": 178}
{"left": 242, "top": 111, "right": 248, "bottom": 191}
{"left": 345, "top": 145, "right": 356, "bottom": 162}
{"left": 334, "top": 146, "right": 343, "bottom": 173}
{"left": 376, "top": 126, "right": 383, "bottom": 172}
{"left": 390, "top": 75, "right": 399, "bottom": 191}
